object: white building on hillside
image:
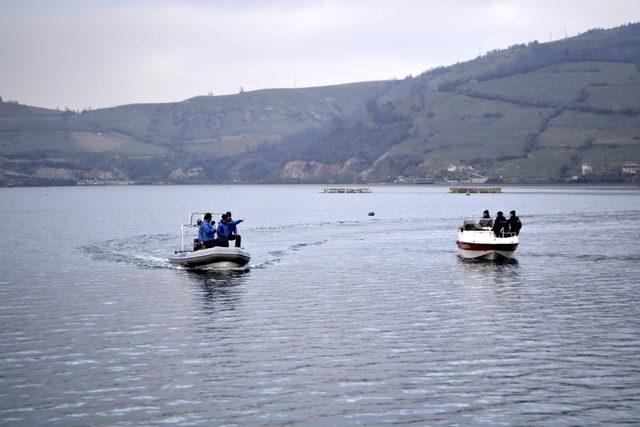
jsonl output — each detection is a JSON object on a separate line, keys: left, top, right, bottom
{"left": 622, "top": 162, "right": 639, "bottom": 175}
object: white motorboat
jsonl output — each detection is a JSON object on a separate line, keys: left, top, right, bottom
{"left": 456, "top": 219, "right": 519, "bottom": 260}
{"left": 168, "top": 211, "right": 251, "bottom": 268}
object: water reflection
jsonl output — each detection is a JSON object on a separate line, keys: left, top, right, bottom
{"left": 457, "top": 255, "right": 519, "bottom": 269}
{"left": 186, "top": 269, "right": 249, "bottom": 313}
{"left": 456, "top": 256, "right": 521, "bottom": 286}
{"left": 454, "top": 256, "right": 526, "bottom": 316}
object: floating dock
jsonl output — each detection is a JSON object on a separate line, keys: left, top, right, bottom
{"left": 321, "top": 187, "right": 371, "bottom": 194}
{"left": 449, "top": 187, "right": 502, "bottom": 194}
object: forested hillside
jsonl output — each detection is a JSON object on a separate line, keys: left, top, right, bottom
{"left": 1, "top": 23, "right": 639, "bottom": 186}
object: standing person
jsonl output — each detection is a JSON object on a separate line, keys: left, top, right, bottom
{"left": 225, "top": 211, "right": 244, "bottom": 248}
{"left": 508, "top": 210, "right": 522, "bottom": 235}
{"left": 492, "top": 211, "right": 508, "bottom": 237}
{"left": 198, "top": 213, "right": 218, "bottom": 249}
{"left": 479, "top": 210, "right": 493, "bottom": 227}
{"left": 216, "top": 213, "right": 230, "bottom": 247}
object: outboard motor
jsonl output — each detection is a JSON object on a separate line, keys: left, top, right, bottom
{"left": 193, "top": 238, "right": 201, "bottom": 251}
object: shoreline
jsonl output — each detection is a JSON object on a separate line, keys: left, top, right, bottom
{"left": 2, "top": 182, "right": 639, "bottom": 190}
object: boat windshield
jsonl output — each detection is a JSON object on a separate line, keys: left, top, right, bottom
{"left": 462, "top": 219, "right": 491, "bottom": 230}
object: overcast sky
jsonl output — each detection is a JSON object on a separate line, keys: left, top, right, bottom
{"left": 1, "top": 0, "right": 639, "bottom": 109}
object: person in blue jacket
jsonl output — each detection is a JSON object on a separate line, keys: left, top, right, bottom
{"left": 198, "top": 213, "right": 220, "bottom": 249}
{"left": 216, "top": 214, "right": 230, "bottom": 247}
{"left": 225, "top": 211, "right": 244, "bottom": 248}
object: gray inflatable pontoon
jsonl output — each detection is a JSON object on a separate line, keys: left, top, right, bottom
{"left": 168, "top": 246, "right": 251, "bottom": 268}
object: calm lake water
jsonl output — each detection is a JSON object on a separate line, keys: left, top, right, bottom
{"left": 1, "top": 185, "right": 639, "bottom": 425}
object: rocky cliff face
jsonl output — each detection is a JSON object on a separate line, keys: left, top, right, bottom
{"left": 279, "top": 157, "right": 370, "bottom": 182}
{"left": 280, "top": 161, "right": 340, "bottom": 181}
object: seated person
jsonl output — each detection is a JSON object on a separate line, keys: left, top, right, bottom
{"left": 492, "top": 211, "right": 508, "bottom": 237}
{"left": 225, "top": 211, "right": 244, "bottom": 248}
{"left": 508, "top": 210, "right": 522, "bottom": 235}
{"left": 198, "top": 213, "right": 221, "bottom": 248}
{"left": 216, "top": 213, "right": 230, "bottom": 247}
{"left": 479, "top": 210, "right": 493, "bottom": 227}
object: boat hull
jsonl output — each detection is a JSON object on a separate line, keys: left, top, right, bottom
{"left": 168, "top": 247, "right": 251, "bottom": 268}
{"left": 456, "top": 229, "right": 519, "bottom": 260}
{"left": 456, "top": 245, "right": 517, "bottom": 260}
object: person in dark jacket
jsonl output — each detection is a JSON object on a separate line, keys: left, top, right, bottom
{"left": 508, "top": 210, "right": 522, "bottom": 235}
{"left": 492, "top": 211, "right": 508, "bottom": 237}
{"left": 479, "top": 210, "right": 493, "bottom": 227}
{"left": 198, "top": 213, "right": 220, "bottom": 248}
{"left": 224, "top": 211, "right": 244, "bottom": 248}
{"left": 216, "top": 213, "right": 230, "bottom": 247}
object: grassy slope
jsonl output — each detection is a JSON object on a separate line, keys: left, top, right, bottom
{"left": 271, "top": 24, "right": 640, "bottom": 182}
{"left": 461, "top": 61, "right": 640, "bottom": 180}
{"left": 0, "top": 81, "right": 392, "bottom": 184}
{"left": 74, "top": 81, "right": 392, "bottom": 154}
{"left": 0, "top": 103, "right": 167, "bottom": 158}
{"left": 416, "top": 61, "right": 640, "bottom": 178}
{"left": 269, "top": 57, "right": 639, "bottom": 182}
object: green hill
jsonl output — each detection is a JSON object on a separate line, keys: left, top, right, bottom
{"left": 1, "top": 23, "right": 639, "bottom": 186}
{"left": 264, "top": 23, "right": 640, "bottom": 183}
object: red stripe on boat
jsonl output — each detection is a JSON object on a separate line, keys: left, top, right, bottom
{"left": 456, "top": 241, "right": 518, "bottom": 251}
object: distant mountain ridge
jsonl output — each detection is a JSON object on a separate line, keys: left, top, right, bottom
{"left": 1, "top": 23, "right": 639, "bottom": 186}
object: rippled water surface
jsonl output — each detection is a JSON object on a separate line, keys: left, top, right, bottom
{"left": 1, "top": 185, "right": 639, "bottom": 425}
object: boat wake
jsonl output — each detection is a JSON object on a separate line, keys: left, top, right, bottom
{"left": 257, "top": 240, "right": 327, "bottom": 269}
{"left": 525, "top": 252, "right": 640, "bottom": 262}
{"left": 82, "top": 233, "right": 175, "bottom": 270}
{"left": 82, "top": 235, "right": 327, "bottom": 271}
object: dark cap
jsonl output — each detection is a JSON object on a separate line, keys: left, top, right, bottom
{"left": 510, "top": 210, "right": 516, "bottom": 215}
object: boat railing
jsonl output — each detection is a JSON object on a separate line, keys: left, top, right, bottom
{"left": 179, "top": 210, "right": 226, "bottom": 252}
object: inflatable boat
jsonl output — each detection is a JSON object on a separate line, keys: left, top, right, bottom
{"left": 168, "top": 211, "right": 251, "bottom": 268}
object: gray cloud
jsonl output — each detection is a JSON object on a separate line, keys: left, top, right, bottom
{"left": 1, "top": 0, "right": 639, "bottom": 109}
